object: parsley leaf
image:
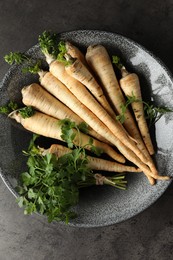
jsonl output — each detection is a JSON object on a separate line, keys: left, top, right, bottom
{"left": 38, "top": 31, "right": 59, "bottom": 59}
{"left": 58, "top": 119, "right": 77, "bottom": 148}
{"left": 22, "top": 60, "right": 42, "bottom": 74}
{"left": 112, "top": 55, "right": 123, "bottom": 70}
{"left": 77, "top": 122, "right": 89, "bottom": 134}
{"left": 18, "top": 106, "right": 35, "bottom": 119}
{"left": 116, "top": 93, "right": 139, "bottom": 124}
{"left": 116, "top": 93, "right": 173, "bottom": 125}
{"left": 0, "top": 101, "right": 18, "bottom": 115}
{"left": 4, "top": 52, "right": 29, "bottom": 65}
{"left": 143, "top": 101, "right": 173, "bottom": 125}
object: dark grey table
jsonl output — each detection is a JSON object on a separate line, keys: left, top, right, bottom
{"left": 0, "top": 1, "right": 173, "bottom": 259}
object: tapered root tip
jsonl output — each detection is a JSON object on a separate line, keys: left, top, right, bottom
{"left": 156, "top": 175, "right": 171, "bottom": 181}
{"left": 8, "top": 110, "right": 22, "bottom": 123}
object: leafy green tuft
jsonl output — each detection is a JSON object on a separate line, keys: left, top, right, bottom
{"left": 18, "top": 106, "right": 35, "bottom": 119}
{"left": 58, "top": 119, "right": 77, "bottom": 148}
{"left": 77, "top": 122, "right": 89, "bottom": 134}
{"left": 0, "top": 102, "right": 35, "bottom": 119}
{"left": 116, "top": 93, "right": 138, "bottom": 124}
{"left": 112, "top": 55, "right": 124, "bottom": 70}
{"left": 38, "top": 31, "right": 59, "bottom": 58}
{"left": 0, "top": 101, "right": 19, "bottom": 115}
{"left": 58, "top": 118, "right": 103, "bottom": 155}
{"left": 16, "top": 134, "right": 91, "bottom": 223}
{"left": 143, "top": 102, "right": 173, "bottom": 125}
{"left": 116, "top": 92, "right": 173, "bottom": 125}
{"left": 22, "top": 60, "right": 42, "bottom": 74}
{"left": 4, "top": 52, "right": 29, "bottom": 65}
{"left": 56, "top": 41, "right": 73, "bottom": 65}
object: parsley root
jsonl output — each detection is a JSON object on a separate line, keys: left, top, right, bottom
{"left": 119, "top": 70, "right": 154, "bottom": 155}
{"left": 65, "top": 55, "right": 117, "bottom": 119}
{"left": 49, "top": 144, "right": 141, "bottom": 173}
{"left": 9, "top": 110, "right": 125, "bottom": 162}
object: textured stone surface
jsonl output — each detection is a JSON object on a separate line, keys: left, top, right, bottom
{"left": 0, "top": 0, "right": 173, "bottom": 259}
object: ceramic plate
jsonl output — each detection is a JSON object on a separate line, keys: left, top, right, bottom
{"left": 0, "top": 30, "right": 173, "bottom": 227}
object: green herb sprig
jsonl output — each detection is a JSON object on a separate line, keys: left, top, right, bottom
{"left": 4, "top": 52, "right": 29, "bottom": 65}
{"left": 18, "top": 106, "right": 35, "bottom": 119}
{"left": 116, "top": 93, "right": 173, "bottom": 125}
{"left": 0, "top": 101, "right": 18, "bottom": 115}
{"left": 143, "top": 102, "right": 173, "bottom": 125}
{"left": 58, "top": 118, "right": 103, "bottom": 156}
{"left": 4, "top": 50, "right": 42, "bottom": 75}
{"left": 112, "top": 55, "right": 123, "bottom": 70}
{"left": 57, "top": 41, "right": 73, "bottom": 66}
{"left": 0, "top": 101, "right": 35, "bottom": 119}
{"left": 38, "top": 31, "right": 72, "bottom": 65}
{"left": 38, "top": 31, "right": 59, "bottom": 59}
{"left": 116, "top": 93, "right": 139, "bottom": 124}
{"left": 57, "top": 41, "right": 68, "bottom": 64}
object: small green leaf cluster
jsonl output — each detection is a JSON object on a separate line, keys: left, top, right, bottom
{"left": 116, "top": 93, "right": 139, "bottom": 124}
{"left": 57, "top": 41, "right": 73, "bottom": 66}
{"left": 38, "top": 31, "right": 73, "bottom": 65}
{"left": 58, "top": 118, "right": 103, "bottom": 156}
{"left": 4, "top": 50, "right": 42, "bottom": 74}
{"left": 4, "top": 52, "right": 29, "bottom": 65}
{"left": 0, "top": 101, "right": 18, "bottom": 115}
{"left": 38, "top": 31, "right": 59, "bottom": 59}
{"left": 144, "top": 102, "right": 173, "bottom": 125}
{"left": 112, "top": 55, "right": 123, "bottom": 70}
{"left": 18, "top": 106, "right": 35, "bottom": 119}
{"left": 58, "top": 119, "right": 78, "bottom": 148}
{"left": 22, "top": 60, "right": 42, "bottom": 74}
{"left": 0, "top": 101, "right": 35, "bottom": 119}
{"left": 116, "top": 93, "right": 173, "bottom": 125}
{"left": 56, "top": 41, "right": 68, "bottom": 65}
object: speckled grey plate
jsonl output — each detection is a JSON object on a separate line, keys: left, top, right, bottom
{"left": 0, "top": 30, "right": 173, "bottom": 227}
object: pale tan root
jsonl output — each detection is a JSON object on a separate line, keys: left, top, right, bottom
{"left": 110, "top": 137, "right": 170, "bottom": 182}
{"left": 86, "top": 45, "right": 125, "bottom": 112}
{"left": 9, "top": 111, "right": 124, "bottom": 162}
{"left": 120, "top": 73, "right": 154, "bottom": 155}
{"left": 65, "top": 41, "right": 88, "bottom": 66}
{"left": 65, "top": 58, "right": 117, "bottom": 119}
{"left": 22, "top": 83, "right": 85, "bottom": 124}
{"left": 49, "top": 144, "right": 141, "bottom": 173}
